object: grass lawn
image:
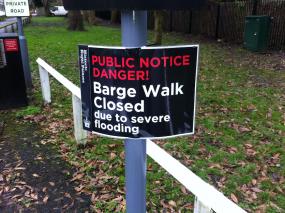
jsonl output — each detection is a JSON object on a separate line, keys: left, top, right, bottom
{"left": 15, "top": 17, "right": 285, "bottom": 212}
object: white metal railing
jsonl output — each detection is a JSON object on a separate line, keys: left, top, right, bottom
{"left": 0, "top": 17, "right": 30, "bottom": 33}
{"left": 37, "top": 58, "right": 247, "bottom": 213}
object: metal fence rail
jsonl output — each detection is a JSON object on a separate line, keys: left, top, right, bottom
{"left": 0, "top": 17, "right": 30, "bottom": 33}
{"left": 36, "top": 57, "right": 247, "bottom": 213}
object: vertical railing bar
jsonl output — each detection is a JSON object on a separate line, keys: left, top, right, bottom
{"left": 72, "top": 94, "right": 88, "bottom": 145}
{"left": 38, "top": 65, "right": 51, "bottom": 104}
{"left": 194, "top": 196, "right": 213, "bottom": 213}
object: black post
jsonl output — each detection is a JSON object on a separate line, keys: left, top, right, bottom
{"left": 215, "top": 4, "right": 221, "bottom": 40}
{"left": 17, "top": 17, "right": 32, "bottom": 89}
{"left": 189, "top": 10, "right": 192, "bottom": 34}
{"left": 169, "top": 11, "right": 173, "bottom": 32}
{"left": 121, "top": 11, "right": 147, "bottom": 213}
{"left": 252, "top": 0, "right": 258, "bottom": 15}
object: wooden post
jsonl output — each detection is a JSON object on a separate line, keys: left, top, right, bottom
{"left": 39, "top": 65, "right": 51, "bottom": 104}
{"left": 252, "top": 0, "right": 258, "bottom": 15}
{"left": 215, "top": 4, "right": 221, "bottom": 40}
{"left": 194, "top": 197, "right": 213, "bottom": 213}
{"left": 72, "top": 94, "right": 87, "bottom": 145}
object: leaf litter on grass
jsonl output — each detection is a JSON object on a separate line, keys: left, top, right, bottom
{"left": 17, "top": 17, "right": 285, "bottom": 212}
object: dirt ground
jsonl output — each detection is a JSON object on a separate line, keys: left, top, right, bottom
{"left": 0, "top": 112, "right": 91, "bottom": 212}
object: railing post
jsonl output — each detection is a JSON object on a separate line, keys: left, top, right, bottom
{"left": 72, "top": 94, "right": 88, "bottom": 145}
{"left": 39, "top": 65, "right": 51, "bottom": 104}
{"left": 194, "top": 197, "right": 213, "bottom": 213}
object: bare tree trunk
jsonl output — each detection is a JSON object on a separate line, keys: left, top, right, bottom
{"left": 82, "top": 10, "right": 89, "bottom": 22}
{"left": 88, "top": 11, "right": 97, "bottom": 25}
{"left": 154, "top": 11, "right": 163, "bottom": 45}
{"left": 68, "top": 11, "right": 85, "bottom": 31}
{"left": 82, "top": 10, "right": 97, "bottom": 25}
{"left": 36, "top": 7, "right": 45, "bottom": 16}
{"left": 42, "top": 0, "right": 50, "bottom": 16}
{"left": 111, "top": 10, "right": 119, "bottom": 23}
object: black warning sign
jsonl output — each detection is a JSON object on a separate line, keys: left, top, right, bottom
{"left": 79, "top": 45, "right": 199, "bottom": 139}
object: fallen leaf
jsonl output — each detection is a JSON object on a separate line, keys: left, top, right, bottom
{"left": 231, "top": 193, "right": 238, "bottom": 203}
{"left": 71, "top": 173, "right": 84, "bottom": 182}
{"left": 42, "top": 187, "right": 47, "bottom": 193}
{"left": 251, "top": 187, "right": 262, "bottom": 193}
{"left": 247, "top": 104, "right": 257, "bottom": 111}
{"left": 43, "top": 195, "right": 49, "bottom": 203}
{"left": 229, "top": 147, "right": 238, "bottom": 153}
{"left": 32, "top": 173, "right": 40, "bottom": 178}
{"left": 35, "top": 156, "right": 43, "bottom": 160}
{"left": 119, "top": 151, "right": 125, "bottom": 159}
{"left": 251, "top": 192, "right": 257, "bottom": 200}
{"left": 48, "top": 182, "right": 55, "bottom": 186}
{"left": 169, "top": 200, "right": 177, "bottom": 207}
{"left": 244, "top": 143, "right": 253, "bottom": 148}
{"left": 160, "top": 200, "right": 171, "bottom": 209}
{"left": 64, "top": 192, "right": 72, "bottom": 198}
{"left": 4, "top": 186, "right": 9, "bottom": 192}
{"left": 110, "top": 152, "right": 116, "bottom": 160}
{"left": 113, "top": 196, "right": 123, "bottom": 202}
{"left": 180, "top": 186, "right": 188, "bottom": 194}
{"left": 11, "top": 194, "right": 22, "bottom": 199}
{"left": 239, "top": 126, "right": 251, "bottom": 133}
{"left": 14, "top": 167, "right": 26, "bottom": 171}
{"left": 75, "top": 185, "right": 84, "bottom": 192}
{"left": 30, "top": 193, "right": 38, "bottom": 200}
{"left": 100, "top": 193, "right": 112, "bottom": 200}
{"left": 182, "top": 203, "right": 193, "bottom": 209}
{"left": 15, "top": 181, "right": 27, "bottom": 185}
{"left": 91, "top": 193, "right": 97, "bottom": 203}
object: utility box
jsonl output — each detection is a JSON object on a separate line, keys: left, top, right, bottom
{"left": 244, "top": 16, "right": 271, "bottom": 52}
{"left": 0, "top": 34, "right": 28, "bottom": 109}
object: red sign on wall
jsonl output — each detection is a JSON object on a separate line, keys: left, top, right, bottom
{"left": 4, "top": 39, "right": 19, "bottom": 52}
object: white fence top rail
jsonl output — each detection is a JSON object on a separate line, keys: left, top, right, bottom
{"left": 36, "top": 58, "right": 247, "bottom": 213}
{"left": 147, "top": 139, "right": 246, "bottom": 213}
{"left": 36, "top": 58, "right": 81, "bottom": 99}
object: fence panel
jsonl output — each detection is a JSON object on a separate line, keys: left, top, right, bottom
{"left": 172, "top": 11, "right": 191, "bottom": 33}
{"left": 146, "top": 0, "right": 285, "bottom": 50}
{"left": 257, "top": 0, "right": 285, "bottom": 49}
{"left": 191, "top": 1, "right": 218, "bottom": 38}
{"left": 219, "top": 1, "right": 253, "bottom": 42}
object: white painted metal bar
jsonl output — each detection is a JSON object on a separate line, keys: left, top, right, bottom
{"left": 72, "top": 94, "right": 88, "bottom": 145}
{"left": 194, "top": 197, "right": 213, "bottom": 213}
{"left": 38, "top": 64, "right": 51, "bottom": 104}
{"left": 146, "top": 139, "right": 247, "bottom": 213}
{"left": 36, "top": 58, "right": 81, "bottom": 99}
